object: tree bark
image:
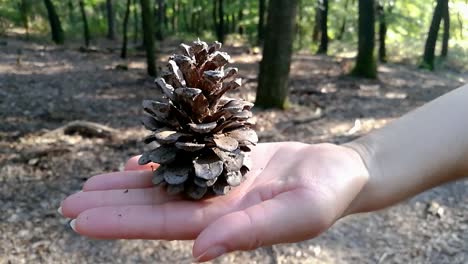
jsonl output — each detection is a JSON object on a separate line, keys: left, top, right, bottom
{"left": 68, "top": 0, "right": 76, "bottom": 26}
{"left": 441, "top": 0, "right": 450, "bottom": 57}
{"left": 19, "top": 0, "right": 30, "bottom": 39}
{"left": 217, "top": 0, "right": 225, "bottom": 43}
{"left": 422, "top": 0, "right": 445, "bottom": 70}
{"left": 181, "top": 2, "right": 189, "bottom": 31}
{"left": 377, "top": 3, "right": 387, "bottom": 63}
{"left": 256, "top": 0, "right": 298, "bottom": 109}
{"left": 164, "top": 1, "right": 169, "bottom": 31}
{"left": 79, "top": 0, "right": 91, "bottom": 47}
{"left": 257, "top": 0, "right": 267, "bottom": 46}
{"left": 133, "top": 0, "right": 139, "bottom": 44}
{"left": 238, "top": 1, "right": 244, "bottom": 35}
{"left": 121, "top": 0, "right": 132, "bottom": 58}
{"left": 106, "top": 0, "right": 116, "bottom": 39}
{"left": 43, "top": 0, "right": 64, "bottom": 45}
{"left": 457, "top": 12, "right": 463, "bottom": 39}
{"left": 312, "top": 1, "right": 321, "bottom": 43}
{"left": 172, "top": 0, "right": 178, "bottom": 32}
{"left": 317, "top": 0, "right": 329, "bottom": 54}
{"left": 140, "top": 0, "right": 157, "bottom": 76}
{"left": 352, "top": 0, "right": 377, "bottom": 78}
{"left": 336, "top": 0, "right": 349, "bottom": 40}
{"left": 155, "top": 0, "right": 165, "bottom": 40}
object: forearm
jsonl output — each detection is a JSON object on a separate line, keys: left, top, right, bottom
{"left": 345, "top": 84, "right": 468, "bottom": 214}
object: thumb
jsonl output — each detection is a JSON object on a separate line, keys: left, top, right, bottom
{"left": 124, "top": 155, "right": 159, "bottom": 171}
{"left": 192, "top": 189, "right": 328, "bottom": 262}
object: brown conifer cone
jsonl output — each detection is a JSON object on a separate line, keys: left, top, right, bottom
{"left": 139, "top": 40, "right": 258, "bottom": 199}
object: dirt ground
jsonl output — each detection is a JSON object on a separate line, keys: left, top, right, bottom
{"left": 0, "top": 37, "right": 467, "bottom": 264}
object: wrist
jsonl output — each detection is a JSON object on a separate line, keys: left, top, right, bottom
{"left": 342, "top": 136, "right": 379, "bottom": 215}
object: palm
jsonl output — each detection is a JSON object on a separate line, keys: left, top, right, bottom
{"left": 60, "top": 142, "right": 368, "bottom": 262}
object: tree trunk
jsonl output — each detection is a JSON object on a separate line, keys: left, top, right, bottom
{"left": 336, "top": 0, "right": 349, "bottom": 40}
{"left": 121, "top": 0, "right": 132, "bottom": 58}
{"left": 191, "top": 1, "right": 197, "bottom": 33}
{"left": 172, "top": 0, "right": 178, "bottom": 32}
{"left": 257, "top": 0, "right": 267, "bottom": 46}
{"left": 317, "top": 0, "right": 329, "bottom": 54}
{"left": 377, "top": 3, "right": 387, "bottom": 63}
{"left": 422, "top": 0, "right": 445, "bottom": 70}
{"left": 441, "top": 0, "right": 449, "bottom": 57}
{"left": 164, "top": 1, "right": 169, "bottom": 31}
{"left": 456, "top": 12, "right": 463, "bottom": 39}
{"left": 238, "top": 1, "right": 244, "bottom": 35}
{"left": 43, "top": 0, "right": 64, "bottom": 45}
{"left": 312, "top": 2, "right": 321, "bottom": 43}
{"left": 19, "top": 0, "right": 30, "bottom": 39}
{"left": 79, "top": 0, "right": 91, "bottom": 47}
{"left": 106, "top": 0, "right": 116, "bottom": 39}
{"left": 230, "top": 13, "right": 236, "bottom": 33}
{"left": 213, "top": 0, "right": 218, "bottom": 33}
{"left": 181, "top": 2, "right": 189, "bottom": 31}
{"left": 217, "top": 0, "right": 225, "bottom": 43}
{"left": 352, "top": 0, "right": 377, "bottom": 78}
{"left": 68, "top": 0, "right": 76, "bottom": 26}
{"left": 133, "top": 0, "right": 139, "bottom": 44}
{"left": 155, "top": 0, "right": 165, "bottom": 40}
{"left": 140, "top": 0, "right": 157, "bottom": 76}
{"left": 256, "top": 0, "right": 298, "bottom": 109}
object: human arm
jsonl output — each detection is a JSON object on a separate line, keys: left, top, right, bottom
{"left": 345, "top": 83, "right": 468, "bottom": 214}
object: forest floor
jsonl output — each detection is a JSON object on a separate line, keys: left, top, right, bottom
{"left": 0, "top": 37, "right": 467, "bottom": 264}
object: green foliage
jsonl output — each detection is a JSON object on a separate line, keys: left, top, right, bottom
{"left": 0, "top": 0, "right": 466, "bottom": 71}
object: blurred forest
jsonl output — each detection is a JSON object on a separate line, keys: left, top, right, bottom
{"left": 1, "top": 0, "right": 468, "bottom": 263}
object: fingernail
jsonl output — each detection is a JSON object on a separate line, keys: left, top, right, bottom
{"left": 69, "top": 219, "right": 77, "bottom": 232}
{"left": 195, "top": 246, "right": 227, "bottom": 262}
{"left": 57, "top": 206, "right": 63, "bottom": 216}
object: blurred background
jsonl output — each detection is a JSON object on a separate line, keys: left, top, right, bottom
{"left": 0, "top": 0, "right": 467, "bottom": 263}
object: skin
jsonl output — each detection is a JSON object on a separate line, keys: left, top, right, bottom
{"left": 59, "top": 84, "right": 468, "bottom": 262}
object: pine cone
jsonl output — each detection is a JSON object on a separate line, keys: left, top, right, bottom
{"left": 139, "top": 40, "right": 258, "bottom": 200}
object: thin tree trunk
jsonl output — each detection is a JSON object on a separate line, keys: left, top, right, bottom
{"left": 43, "top": 0, "right": 64, "bottom": 44}
{"left": 422, "top": 0, "right": 445, "bottom": 70}
{"left": 19, "top": 0, "right": 30, "bottom": 39}
{"left": 377, "top": 3, "right": 387, "bottom": 62}
{"left": 172, "top": 0, "right": 178, "bottom": 32}
{"left": 217, "top": 0, "right": 225, "bottom": 43}
{"left": 297, "top": 0, "right": 304, "bottom": 48}
{"left": 181, "top": 2, "right": 189, "bottom": 31}
{"left": 441, "top": 0, "right": 450, "bottom": 57}
{"left": 257, "top": 0, "right": 267, "bottom": 46}
{"left": 121, "top": 0, "right": 132, "bottom": 58}
{"left": 106, "top": 0, "right": 116, "bottom": 39}
{"left": 68, "top": 0, "right": 76, "bottom": 26}
{"left": 238, "top": 1, "right": 244, "bottom": 35}
{"left": 337, "top": 0, "right": 349, "bottom": 40}
{"left": 457, "top": 12, "right": 463, "bottom": 39}
{"left": 312, "top": 1, "right": 322, "bottom": 43}
{"left": 191, "top": 1, "right": 197, "bottom": 33}
{"left": 155, "top": 0, "right": 165, "bottom": 40}
{"left": 317, "top": 0, "right": 329, "bottom": 54}
{"left": 213, "top": 0, "right": 218, "bottom": 34}
{"left": 352, "top": 0, "right": 377, "bottom": 78}
{"left": 256, "top": 0, "right": 298, "bottom": 109}
{"left": 164, "top": 2, "right": 169, "bottom": 31}
{"left": 140, "top": 0, "right": 157, "bottom": 76}
{"left": 79, "top": 0, "right": 90, "bottom": 47}
{"left": 133, "top": 0, "right": 139, "bottom": 44}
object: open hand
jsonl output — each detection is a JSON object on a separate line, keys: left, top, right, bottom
{"left": 60, "top": 142, "right": 368, "bottom": 262}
